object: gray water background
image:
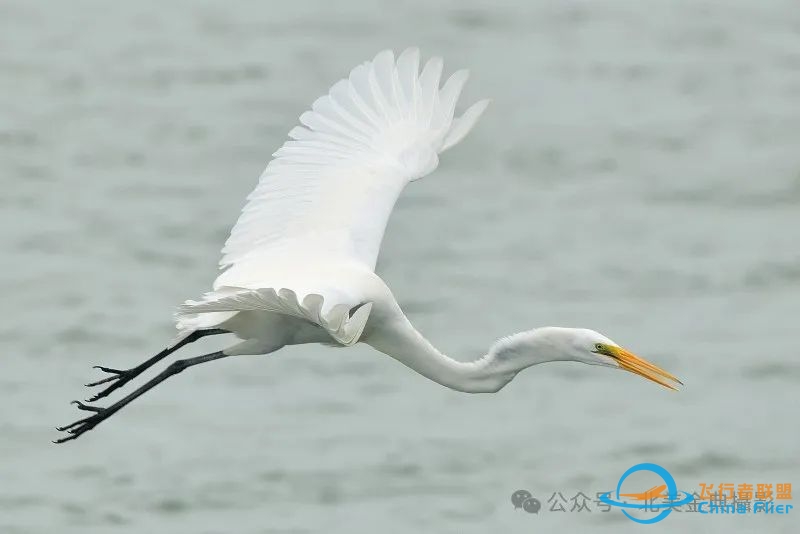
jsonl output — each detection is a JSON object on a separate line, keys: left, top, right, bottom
{"left": 1, "top": 1, "right": 799, "bottom": 533}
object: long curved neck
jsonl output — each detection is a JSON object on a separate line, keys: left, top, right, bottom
{"left": 366, "top": 312, "right": 556, "bottom": 393}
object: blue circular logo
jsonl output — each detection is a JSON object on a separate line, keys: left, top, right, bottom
{"left": 599, "top": 463, "right": 694, "bottom": 524}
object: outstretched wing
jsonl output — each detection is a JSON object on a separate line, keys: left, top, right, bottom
{"left": 177, "top": 287, "right": 372, "bottom": 346}
{"left": 218, "top": 48, "right": 489, "bottom": 276}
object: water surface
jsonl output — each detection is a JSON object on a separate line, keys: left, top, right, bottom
{"left": 1, "top": 1, "right": 799, "bottom": 533}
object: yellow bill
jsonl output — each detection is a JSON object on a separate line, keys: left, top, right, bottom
{"left": 607, "top": 346, "right": 683, "bottom": 391}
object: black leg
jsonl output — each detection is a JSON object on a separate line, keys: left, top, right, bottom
{"left": 55, "top": 350, "right": 230, "bottom": 444}
{"left": 85, "top": 328, "right": 228, "bottom": 402}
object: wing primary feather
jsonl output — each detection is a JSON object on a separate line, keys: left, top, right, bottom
{"left": 396, "top": 47, "right": 420, "bottom": 121}
{"left": 215, "top": 48, "right": 488, "bottom": 274}
{"left": 435, "top": 69, "right": 469, "bottom": 130}
{"left": 418, "top": 56, "right": 443, "bottom": 127}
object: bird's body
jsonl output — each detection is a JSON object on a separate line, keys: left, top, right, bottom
{"left": 171, "top": 46, "right": 502, "bottom": 388}
{"left": 56, "top": 48, "right": 681, "bottom": 443}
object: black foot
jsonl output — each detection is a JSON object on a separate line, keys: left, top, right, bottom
{"left": 53, "top": 401, "right": 115, "bottom": 443}
{"left": 85, "top": 366, "right": 138, "bottom": 402}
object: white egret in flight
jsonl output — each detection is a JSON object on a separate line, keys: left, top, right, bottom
{"left": 56, "top": 48, "right": 681, "bottom": 443}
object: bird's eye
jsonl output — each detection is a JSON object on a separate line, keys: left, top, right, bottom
{"left": 594, "top": 343, "right": 604, "bottom": 352}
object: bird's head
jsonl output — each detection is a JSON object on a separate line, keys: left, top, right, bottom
{"left": 491, "top": 327, "right": 682, "bottom": 391}
{"left": 572, "top": 329, "right": 682, "bottom": 390}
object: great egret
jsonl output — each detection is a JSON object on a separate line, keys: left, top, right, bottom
{"left": 55, "top": 48, "right": 681, "bottom": 444}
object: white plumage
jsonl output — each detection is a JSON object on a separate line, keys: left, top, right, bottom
{"left": 56, "top": 48, "right": 680, "bottom": 444}
{"left": 175, "top": 48, "right": 489, "bottom": 348}
{"left": 219, "top": 48, "right": 488, "bottom": 271}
